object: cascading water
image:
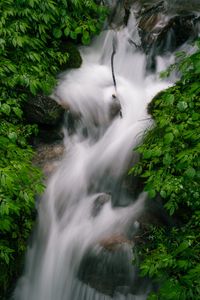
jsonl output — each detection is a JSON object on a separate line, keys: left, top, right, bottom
{"left": 13, "top": 10, "right": 171, "bottom": 300}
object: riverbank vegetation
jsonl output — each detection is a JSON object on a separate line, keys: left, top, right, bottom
{"left": 0, "top": 1, "right": 106, "bottom": 298}
{"left": 130, "top": 41, "right": 200, "bottom": 299}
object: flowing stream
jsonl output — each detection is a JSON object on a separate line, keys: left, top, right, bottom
{"left": 14, "top": 10, "right": 171, "bottom": 300}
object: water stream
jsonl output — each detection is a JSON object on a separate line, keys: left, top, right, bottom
{"left": 14, "top": 11, "right": 171, "bottom": 300}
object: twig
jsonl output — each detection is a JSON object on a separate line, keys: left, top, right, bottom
{"left": 111, "top": 33, "right": 118, "bottom": 92}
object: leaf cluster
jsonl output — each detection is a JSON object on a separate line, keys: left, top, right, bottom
{"left": 0, "top": 123, "right": 44, "bottom": 296}
{"left": 0, "top": 0, "right": 107, "bottom": 298}
{"left": 130, "top": 41, "right": 200, "bottom": 299}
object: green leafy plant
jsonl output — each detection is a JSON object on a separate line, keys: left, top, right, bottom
{"left": 130, "top": 40, "right": 200, "bottom": 299}
{"left": 0, "top": 0, "right": 107, "bottom": 298}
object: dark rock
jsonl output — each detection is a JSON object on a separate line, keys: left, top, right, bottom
{"left": 109, "top": 94, "right": 122, "bottom": 119}
{"left": 92, "top": 193, "right": 111, "bottom": 217}
{"left": 34, "top": 125, "right": 64, "bottom": 145}
{"left": 24, "top": 94, "right": 65, "bottom": 127}
{"left": 99, "top": 235, "right": 132, "bottom": 251}
{"left": 60, "top": 42, "right": 82, "bottom": 70}
{"left": 78, "top": 232, "right": 152, "bottom": 296}
{"left": 139, "top": 12, "right": 197, "bottom": 55}
{"left": 78, "top": 240, "right": 148, "bottom": 297}
{"left": 130, "top": 1, "right": 200, "bottom": 70}
{"left": 139, "top": 195, "right": 176, "bottom": 228}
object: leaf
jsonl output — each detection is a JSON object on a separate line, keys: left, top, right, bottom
{"left": 53, "top": 28, "right": 62, "bottom": 39}
{"left": 148, "top": 189, "right": 156, "bottom": 199}
{"left": 165, "top": 200, "right": 177, "bottom": 215}
{"left": 192, "top": 113, "right": 199, "bottom": 121}
{"left": 143, "top": 150, "right": 152, "bottom": 159}
{"left": 13, "top": 107, "right": 23, "bottom": 118}
{"left": 164, "top": 133, "right": 174, "bottom": 144}
{"left": 82, "top": 30, "right": 90, "bottom": 45}
{"left": 174, "top": 241, "right": 190, "bottom": 256}
{"left": 185, "top": 167, "right": 196, "bottom": 178}
{"left": 64, "top": 27, "right": 70, "bottom": 37}
{"left": 160, "top": 190, "right": 167, "bottom": 198}
{"left": 89, "top": 24, "right": 96, "bottom": 33}
{"left": 8, "top": 132, "right": 17, "bottom": 142}
{"left": 75, "top": 27, "right": 82, "bottom": 34}
{"left": 1, "top": 103, "right": 11, "bottom": 115}
{"left": 70, "top": 31, "right": 77, "bottom": 39}
{"left": 0, "top": 136, "right": 9, "bottom": 147}
{"left": 166, "top": 94, "right": 174, "bottom": 105}
{"left": 177, "top": 101, "right": 188, "bottom": 111}
{"left": 163, "top": 153, "right": 172, "bottom": 165}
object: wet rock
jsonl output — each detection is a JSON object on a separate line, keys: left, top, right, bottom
{"left": 92, "top": 193, "right": 111, "bottom": 217}
{"left": 157, "top": 15, "right": 196, "bottom": 52}
{"left": 124, "top": 1, "right": 200, "bottom": 70}
{"left": 33, "top": 142, "right": 64, "bottom": 177}
{"left": 78, "top": 230, "right": 152, "bottom": 297}
{"left": 139, "top": 11, "right": 197, "bottom": 55}
{"left": 109, "top": 94, "right": 122, "bottom": 119}
{"left": 99, "top": 235, "right": 132, "bottom": 251}
{"left": 24, "top": 94, "right": 65, "bottom": 127}
{"left": 34, "top": 125, "right": 64, "bottom": 145}
{"left": 78, "top": 241, "right": 150, "bottom": 297}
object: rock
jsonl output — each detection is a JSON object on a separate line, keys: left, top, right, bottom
{"left": 78, "top": 232, "right": 151, "bottom": 296}
{"left": 139, "top": 11, "right": 197, "bottom": 55}
{"left": 60, "top": 42, "right": 82, "bottom": 70}
{"left": 33, "top": 125, "right": 64, "bottom": 145}
{"left": 33, "top": 142, "right": 64, "bottom": 177}
{"left": 24, "top": 94, "right": 65, "bottom": 126}
{"left": 125, "top": 1, "right": 200, "bottom": 70}
{"left": 92, "top": 193, "right": 111, "bottom": 217}
{"left": 109, "top": 94, "right": 122, "bottom": 119}
{"left": 78, "top": 239, "right": 148, "bottom": 297}
{"left": 99, "top": 235, "right": 132, "bottom": 251}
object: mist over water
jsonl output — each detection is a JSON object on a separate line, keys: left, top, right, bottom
{"left": 14, "top": 13, "right": 171, "bottom": 300}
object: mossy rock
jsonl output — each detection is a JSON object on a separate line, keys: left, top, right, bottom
{"left": 60, "top": 42, "right": 82, "bottom": 70}
{"left": 24, "top": 94, "right": 64, "bottom": 126}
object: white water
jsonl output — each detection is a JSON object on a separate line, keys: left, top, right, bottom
{"left": 14, "top": 14, "right": 170, "bottom": 300}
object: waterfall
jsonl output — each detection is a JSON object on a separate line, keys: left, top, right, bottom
{"left": 13, "top": 12, "right": 171, "bottom": 300}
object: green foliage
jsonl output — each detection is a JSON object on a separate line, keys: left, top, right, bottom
{"left": 0, "top": 0, "right": 107, "bottom": 298}
{"left": 0, "top": 122, "right": 44, "bottom": 295}
{"left": 130, "top": 41, "right": 200, "bottom": 299}
{"left": 0, "top": 0, "right": 107, "bottom": 98}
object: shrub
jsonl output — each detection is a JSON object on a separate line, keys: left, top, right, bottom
{"left": 130, "top": 41, "right": 200, "bottom": 299}
{"left": 0, "top": 0, "right": 107, "bottom": 298}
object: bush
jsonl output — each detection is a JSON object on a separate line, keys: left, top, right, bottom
{"left": 0, "top": 0, "right": 107, "bottom": 298}
{"left": 130, "top": 41, "right": 200, "bottom": 299}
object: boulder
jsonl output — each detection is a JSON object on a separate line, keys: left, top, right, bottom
{"left": 139, "top": 13, "right": 198, "bottom": 55}
{"left": 99, "top": 235, "right": 132, "bottom": 251}
{"left": 24, "top": 94, "right": 65, "bottom": 127}
{"left": 124, "top": 1, "right": 200, "bottom": 70}
{"left": 60, "top": 42, "right": 82, "bottom": 70}
{"left": 109, "top": 94, "right": 122, "bottom": 119}
{"left": 102, "top": 0, "right": 200, "bottom": 70}
{"left": 92, "top": 193, "right": 111, "bottom": 217}
{"left": 32, "top": 142, "right": 65, "bottom": 177}
{"left": 77, "top": 239, "right": 150, "bottom": 297}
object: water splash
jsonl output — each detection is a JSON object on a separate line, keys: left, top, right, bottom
{"left": 14, "top": 14, "right": 170, "bottom": 300}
